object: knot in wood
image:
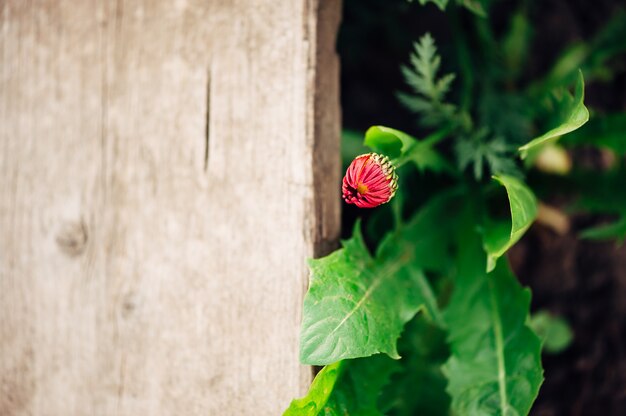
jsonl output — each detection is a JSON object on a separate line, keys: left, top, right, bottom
{"left": 56, "top": 220, "right": 88, "bottom": 257}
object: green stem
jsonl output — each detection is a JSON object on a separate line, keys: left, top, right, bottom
{"left": 392, "top": 125, "right": 455, "bottom": 168}
{"left": 449, "top": 5, "right": 474, "bottom": 113}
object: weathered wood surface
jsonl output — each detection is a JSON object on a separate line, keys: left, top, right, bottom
{"left": 0, "top": 1, "right": 341, "bottom": 414}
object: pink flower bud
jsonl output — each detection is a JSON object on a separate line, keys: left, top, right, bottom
{"left": 342, "top": 153, "right": 398, "bottom": 209}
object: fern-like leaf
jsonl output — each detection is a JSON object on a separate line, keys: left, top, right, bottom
{"left": 399, "top": 33, "right": 457, "bottom": 127}
{"left": 455, "top": 129, "right": 521, "bottom": 180}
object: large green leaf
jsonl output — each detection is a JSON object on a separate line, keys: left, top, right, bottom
{"left": 300, "top": 226, "right": 427, "bottom": 365}
{"left": 376, "top": 189, "right": 461, "bottom": 276}
{"left": 300, "top": 192, "right": 458, "bottom": 365}
{"left": 323, "top": 355, "right": 399, "bottom": 415}
{"left": 284, "top": 355, "right": 398, "bottom": 416}
{"left": 483, "top": 175, "right": 538, "bottom": 272}
{"left": 444, "top": 218, "right": 543, "bottom": 416}
{"left": 519, "top": 70, "right": 589, "bottom": 159}
{"left": 380, "top": 316, "right": 451, "bottom": 416}
{"left": 283, "top": 362, "right": 342, "bottom": 416}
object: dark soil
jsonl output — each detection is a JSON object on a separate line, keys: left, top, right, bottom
{"left": 338, "top": 0, "right": 626, "bottom": 414}
{"left": 510, "top": 223, "right": 626, "bottom": 415}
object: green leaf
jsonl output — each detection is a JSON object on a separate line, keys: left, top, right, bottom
{"left": 530, "top": 44, "right": 589, "bottom": 96}
{"left": 502, "top": 10, "right": 531, "bottom": 79}
{"left": 398, "top": 33, "right": 457, "bottom": 127}
{"left": 403, "top": 33, "right": 453, "bottom": 102}
{"left": 323, "top": 355, "right": 399, "bottom": 415}
{"left": 519, "top": 70, "right": 589, "bottom": 159}
{"left": 455, "top": 129, "right": 522, "bottom": 180}
{"left": 561, "top": 167, "right": 626, "bottom": 242}
{"left": 529, "top": 311, "right": 574, "bottom": 354}
{"left": 300, "top": 192, "right": 459, "bottom": 365}
{"left": 532, "top": 11, "right": 626, "bottom": 93}
{"left": 364, "top": 126, "right": 415, "bottom": 159}
{"left": 364, "top": 125, "right": 453, "bottom": 173}
{"left": 457, "top": 0, "right": 489, "bottom": 17}
{"left": 444, "top": 218, "right": 543, "bottom": 416}
{"left": 483, "top": 175, "right": 538, "bottom": 272}
{"left": 284, "top": 355, "right": 398, "bottom": 416}
{"left": 407, "top": 145, "right": 449, "bottom": 173}
{"left": 404, "top": 128, "right": 456, "bottom": 174}
{"left": 376, "top": 189, "right": 462, "bottom": 282}
{"left": 580, "top": 216, "right": 626, "bottom": 242}
{"left": 414, "top": 0, "right": 448, "bottom": 11}
{"left": 570, "top": 168, "right": 626, "bottom": 214}
{"left": 562, "top": 113, "right": 626, "bottom": 155}
{"left": 380, "top": 316, "right": 451, "bottom": 416}
{"left": 283, "top": 362, "right": 342, "bottom": 416}
{"left": 300, "top": 227, "right": 429, "bottom": 364}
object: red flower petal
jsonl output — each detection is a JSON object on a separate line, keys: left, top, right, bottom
{"left": 342, "top": 153, "right": 398, "bottom": 208}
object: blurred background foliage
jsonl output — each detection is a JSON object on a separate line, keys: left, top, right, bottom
{"left": 337, "top": 0, "right": 626, "bottom": 414}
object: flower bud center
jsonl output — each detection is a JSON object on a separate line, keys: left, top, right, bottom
{"left": 356, "top": 182, "right": 369, "bottom": 195}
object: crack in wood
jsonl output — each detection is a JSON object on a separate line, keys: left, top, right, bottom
{"left": 204, "top": 65, "right": 211, "bottom": 171}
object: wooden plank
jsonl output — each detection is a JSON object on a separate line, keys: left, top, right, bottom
{"left": 0, "top": 1, "right": 341, "bottom": 414}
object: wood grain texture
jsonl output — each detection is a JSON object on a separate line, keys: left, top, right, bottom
{"left": 0, "top": 0, "right": 341, "bottom": 414}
